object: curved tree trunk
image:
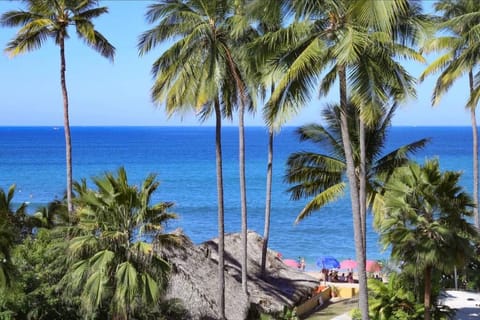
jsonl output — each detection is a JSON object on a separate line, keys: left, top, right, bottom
{"left": 469, "top": 70, "right": 479, "bottom": 229}
{"left": 261, "top": 127, "right": 274, "bottom": 277}
{"left": 239, "top": 100, "right": 248, "bottom": 294}
{"left": 59, "top": 35, "right": 73, "bottom": 215}
{"left": 338, "top": 65, "right": 369, "bottom": 319}
{"left": 214, "top": 99, "right": 226, "bottom": 319}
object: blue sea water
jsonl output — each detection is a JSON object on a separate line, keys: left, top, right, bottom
{"left": 0, "top": 126, "right": 473, "bottom": 270}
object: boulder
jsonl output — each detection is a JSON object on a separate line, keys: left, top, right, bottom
{"left": 160, "top": 230, "right": 318, "bottom": 319}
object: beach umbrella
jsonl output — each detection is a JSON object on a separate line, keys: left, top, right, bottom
{"left": 366, "top": 260, "right": 382, "bottom": 272}
{"left": 340, "top": 259, "right": 357, "bottom": 270}
{"left": 316, "top": 256, "right": 340, "bottom": 269}
{"left": 283, "top": 259, "right": 300, "bottom": 268}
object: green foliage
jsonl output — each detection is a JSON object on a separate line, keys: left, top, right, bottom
{"left": 368, "top": 275, "right": 424, "bottom": 320}
{"left": 63, "top": 167, "right": 182, "bottom": 319}
{"left": 0, "top": 0, "right": 115, "bottom": 60}
{"left": 285, "top": 103, "right": 428, "bottom": 223}
{"left": 379, "top": 159, "right": 478, "bottom": 318}
{"left": 350, "top": 308, "right": 362, "bottom": 320}
{"left": 380, "top": 159, "right": 478, "bottom": 274}
{"left": 0, "top": 185, "right": 30, "bottom": 242}
{"left": 281, "top": 306, "right": 298, "bottom": 320}
{"left": 0, "top": 228, "right": 80, "bottom": 320}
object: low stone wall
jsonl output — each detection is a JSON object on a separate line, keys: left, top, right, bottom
{"left": 336, "top": 285, "right": 358, "bottom": 298}
{"left": 296, "top": 287, "right": 331, "bottom": 318}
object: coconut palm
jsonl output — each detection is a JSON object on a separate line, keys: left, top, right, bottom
{"left": 264, "top": 1, "right": 424, "bottom": 317}
{"left": 243, "top": 0, "right": 292, "bottom": 277}
{"left": 420, "top": 0, "right": 480, "bottom": 229}
{"left": 1, "top": 0, "right": 115, "bottom": 214}
{"left": 63, "top": 167, "right": 182, "bottom": 319}
{"left": 286, "top": 103, "right": 429, "bottom": 224}
{"left": 379, "top": 159, "right": 478, "bottom": 320}
{"left": 231, "top": 0, "right": 258, "bottom": 294}
{"left": 137, "top": 0, "right": 250, "bottom": 315}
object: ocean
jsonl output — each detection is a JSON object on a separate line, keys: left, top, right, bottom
{"left": 0, "top": 126, "right": 474, "bottom": 270}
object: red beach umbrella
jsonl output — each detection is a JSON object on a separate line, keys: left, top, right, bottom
{"left": 366, "top": 260, "right": 381, "bottom": 272}
{"left": 340, "top": 259, "right": 357, "bottom": 270}
{"left": 283, "top": 259, "right": 300, "bottom": 269}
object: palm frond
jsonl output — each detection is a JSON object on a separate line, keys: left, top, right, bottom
{"left": 294, "top": 183, "right": 346, "bottom": 224}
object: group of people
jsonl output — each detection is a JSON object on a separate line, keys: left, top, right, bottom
{"left": 321, "top": 269, "right": 355, "bottom": 283}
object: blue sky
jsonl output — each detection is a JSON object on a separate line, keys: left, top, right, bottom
{"left": 0, "top": 0, "right": 475, "bottom": 127}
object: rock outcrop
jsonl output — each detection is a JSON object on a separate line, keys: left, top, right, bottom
{"left": 159, "top": 230, "right": 319, "bottom": 319}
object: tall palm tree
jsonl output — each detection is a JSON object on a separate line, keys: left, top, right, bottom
{"left": 264, "top": 2, "right": 424, "bottom": 317}
{"left": 243, "top": 0, "right": 291, "bottom": 277}
{"left": 1, "top": 0, "right": 115, "bottom": 214}
{"left": 379, "top": 159, "right": 478, "bottom": 320}
{"left": 63, "top": 168, "right": 182, "bottom": 319}
{"left": 231, "top": 0, "right": 256, "bottom": 294}
{"left": 420, "top": 0, "right": 480, "bottom": 229}
{"left": 137, "top": 0, "right": 248, "bottom": 316}
{"left": 286, "top": 103, "right": 428, "bottom": 224}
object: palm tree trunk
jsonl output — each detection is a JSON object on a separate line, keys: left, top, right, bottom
{"left": 59, "top": 35, "right": 73, "bottom": 215}
{"left": 359, "top": 120, "right": 367, "bottom": 257}
{"left": 338, "top": 65, "right": 369, "bottom": 320}
{"left": 261, "top": 127, "right": 274, "bottom": 277}
{"left": 214, "top": 98, "right": 225, "bottom": 319}
{"left": 469, "top": 70, "right": 479, "bottom": 229}
{"left": 424, "top": 265, "right": 432, "bottom": 320}
{"left": 239, "top": 100, "right": 248, "bottom": 294}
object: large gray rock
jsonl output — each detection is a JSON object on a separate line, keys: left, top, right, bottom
{"left": 160, "top": 230, "right": 318, "bottom": 319}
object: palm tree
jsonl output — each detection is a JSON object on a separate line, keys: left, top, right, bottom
{"left": 63, "top": 168, "right": 182, "bottom": 319}
{"left": 137, "top": 0, "right": 249, "bottom": 316}
{"left": 0, "top": 184, "right": 30, "bottom": 241}
{"left": 420, "top": 0, "right": 480, "bottom": 229}
{"left": 243, "top": 0, "right": 291, "bottom": 277}
{"left": 0, "top": 185, "right": 28, "bottom": 291}
{"left": 264, "top": 2, "right": 424, "bottom": 317}
{"left": 0, "top": 220, "right": 15, "bottom": 290}
{"left": 286, "top": 103, "right": 428, "bottom": 224}
{"left": 379, "top": 159, "right": 478, "bottom": 320}
{"left": 231, "top": 0, "right": 257, "bottom": 294}
{"left": 1, "top": 0, "right": 115, "bottom": 214}
{"left": 33, "top": 199, "right": 70, "bottom": 229}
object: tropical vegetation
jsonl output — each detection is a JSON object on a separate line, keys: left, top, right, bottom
{"left": 285, "top": 103, "right": 428, "bottom": 224}
{"left": 420, "top": 0, "right": 480, "bottom": 229}
{"left": 1, "top": 0, "right": 480, "bottom": 319}
{"left": 0, "top": 169, "right": 184, "bottom": 320}
{"left": 378, "top": 159, "right": 478, "bottom": 320}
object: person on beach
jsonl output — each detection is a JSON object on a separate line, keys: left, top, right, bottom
{"left": 347, "top": 272, "right": 354, "bottom": 283}
{"left": 300, "top": 257, "right": 305, "bottom": 271}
